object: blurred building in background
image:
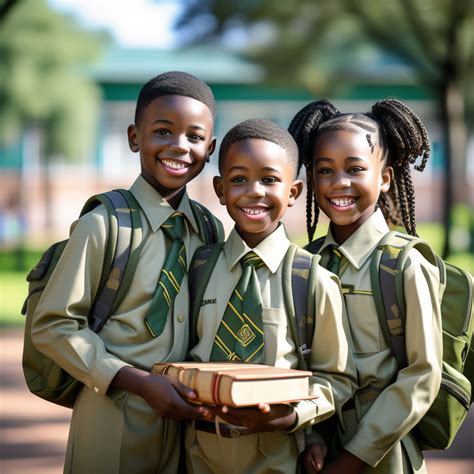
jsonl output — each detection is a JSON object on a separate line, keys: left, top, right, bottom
{"left": 0, "top": 45, "right": 455, "bottom": 246}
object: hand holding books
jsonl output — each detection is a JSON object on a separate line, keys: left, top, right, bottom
{"left": 152, "top": 362, "right": 317, "bottom": 409}
{"left": 211, "top": 402, "right": 298, "bottom": 432}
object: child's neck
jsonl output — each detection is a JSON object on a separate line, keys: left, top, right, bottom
{"left": 236, "top": 223, "right": 280, "bottom": 249}
{"left": 141, "top": 173, "right": 185, "bottom": 209}
{"left": 329, "top": 208, "right": 380, "bottom": 245}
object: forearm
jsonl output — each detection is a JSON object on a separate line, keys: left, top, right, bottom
{"left": 110, "top": 365, "right": 150, "bottom": 397}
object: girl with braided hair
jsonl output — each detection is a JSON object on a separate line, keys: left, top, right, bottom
{"left": 288, "top": 99, "right": 442, "bottom": 473}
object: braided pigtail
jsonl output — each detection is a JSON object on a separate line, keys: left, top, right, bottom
{"left": 370, "top": 99, "right": 431, "bottom": 236}
{"left": 288, "top": 100, "right": 339, "bottom": 242}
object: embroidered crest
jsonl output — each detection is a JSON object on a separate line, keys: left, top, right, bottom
{"left": 237, "top": 324, "right": 256, "bottom": 346}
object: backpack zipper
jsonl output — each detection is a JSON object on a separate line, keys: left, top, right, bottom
{"left": 441, "top": 375, "right": 471, "bottom": 411}
{"left": 458, "top": 267, "right": 473, "bottom": 335}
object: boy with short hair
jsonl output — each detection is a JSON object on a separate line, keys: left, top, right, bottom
{"left": 31, "top": 71, "right": 224, "bottom": 473}
{"left": 185, "top": 118, "right": 356, "bottom": 473}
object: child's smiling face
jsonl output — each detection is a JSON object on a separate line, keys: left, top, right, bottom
{"left": 311, "top": 129, "right": 391, "bottom": 243}
{"left": 214, "top": 138, "right": 303, "bottom": 248}
{"left": 128, "top": 95, "right": 215, "bottom": 202}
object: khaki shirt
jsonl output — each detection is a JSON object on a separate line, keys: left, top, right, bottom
{"left": 32, "top": 175, "right": 224, "bottom": 473}
{"left": 187, "top": 224, "right": 356, "bottom": 473}
{"left": 318, "top": 210, "right": 442, "bottom": 469}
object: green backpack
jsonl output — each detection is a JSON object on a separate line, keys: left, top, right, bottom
{"left": 188, "top": 243, "right": 319, "bottom": 370}
{"left": 372, "top": 231, "right": 473, "bottom": 450}
{"left": 21, "top": 190, "right": 221, "bottom": 408}
{"left": 308, "top": 231, "right": 474, "bottom": 450}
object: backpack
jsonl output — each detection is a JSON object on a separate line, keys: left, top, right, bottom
{"left": 21, "top": 190, "right": 221, "bottom": 408}
{"left": 308, "top": 231, "right": 474, "bottom": 450}
{"left": 188, "top": 242, "right": 318, "bottom": 370}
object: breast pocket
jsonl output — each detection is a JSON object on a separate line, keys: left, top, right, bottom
{"left": 262, "top": 307, "right": 292, "bottom": 365}
{"left": 344, "top": 293, "right": 382, "bottom": 354}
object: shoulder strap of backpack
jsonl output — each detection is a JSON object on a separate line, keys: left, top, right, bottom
{"left": 80, "top": 189, "right": 143, "bottom": 333}
{"left": 188, "top": 242, "right": 225, "bottom": 355}
{"left": 282, "top": 244, "right": 318, "bottom": 370}
{"left": 371, "top": 230, "right": 437, "bottom": 371}
{"left": 304, "top": 236, "right": 326, "bottom": 255}
{"left": 190, "top": 199, "right": 222, "bottom": 245}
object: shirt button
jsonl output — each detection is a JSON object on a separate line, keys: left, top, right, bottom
{"left": 93, "top": 386, "right": 99, "bottom": 393}
{"left": 177, "top": 314, "right": 185, "bottom": 323}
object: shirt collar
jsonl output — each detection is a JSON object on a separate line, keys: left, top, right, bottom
{"left": 319, "top": 209, "right": 389, "bottom": 270}
{"left": 129, "top": 175, "right": 199, "bottom": 234}
{"left": 224, "top": 223, "right": 291, "bottom": 274}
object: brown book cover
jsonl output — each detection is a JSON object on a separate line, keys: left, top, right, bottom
{"left": 152, "top": 362, "right": 316, "bottom": 407}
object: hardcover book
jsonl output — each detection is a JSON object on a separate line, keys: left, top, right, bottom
{"left": 152, "top": 362, "right": 315, "bottom": 407}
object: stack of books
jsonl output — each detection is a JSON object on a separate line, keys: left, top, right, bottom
{"left": 152, "top": 361, "right": 315, "bottom": 407}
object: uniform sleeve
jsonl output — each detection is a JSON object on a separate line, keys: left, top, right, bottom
{"left": 345, "top": 249, "right": 442, "bottom": 467}
{"left": 31, "top": 206, "right": 131, "bottom": 396}
{"left": 290, "top": 266, "right": 358, "bottom": 431}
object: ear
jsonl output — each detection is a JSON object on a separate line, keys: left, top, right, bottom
{"left": 213, "top": 176, "right": 226, "bottom": 205}
{"left": 208, "top": 137, "right": 217, "bottom": 156}
{"left": 127, "top": 124, "right": 139, "bottom": 153}
{"left": 288, "top": 179, "right": 304, "bottom": 207}
{"left": 380, "top": 165, "right": 393, "bottom": 193}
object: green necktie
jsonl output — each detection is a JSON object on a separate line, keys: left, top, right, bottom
{"left": 210, "top": 252, "right": 265, "bottom": 363}
{"left": 326, "top": 245, "right": 342, "bottom": 275}
{"left": 145, "top": 212, "right": 187, "bottom": 337}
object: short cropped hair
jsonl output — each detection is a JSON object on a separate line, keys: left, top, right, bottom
{"left": 218, "top": 118, "right": 300, "bottom": 176}
{"left": 134, "top": 71, "right": 216, "bottom": 124}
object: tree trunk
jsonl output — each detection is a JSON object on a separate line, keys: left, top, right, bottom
{"left": 440, "top": 78, "right": 468, "bottom": 259}
{"left": 40, "top": 153, "right": 54, "bottom": 236}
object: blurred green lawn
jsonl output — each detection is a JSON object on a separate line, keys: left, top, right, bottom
{"left": 1, "top": 221, "right": 472, "bottom": 327}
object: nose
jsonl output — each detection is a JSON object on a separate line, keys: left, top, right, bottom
{"left": 168, "top": 134, "right": 189, "bottom": 153}
{"left": 247, "top": 180, "right": 265, "bottom": 197}
{"left": 334, "top": 173, "right": 351, "bottom": 188}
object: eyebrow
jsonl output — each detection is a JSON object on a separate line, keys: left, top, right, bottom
{"left": 151, "top": 119, "right": 208, "bottom": 132}
{"left": 315, "top": 156, "right": 368, "bottom": 164}
{"left": 228, "top": 165, "right": 282, "bottom": 173}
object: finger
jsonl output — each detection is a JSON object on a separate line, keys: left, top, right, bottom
{"left": 257, "top": 402, "right": 271, "bottom": 413}
{"left": 303, "top": 455, "right": 317, "bottom": 474}
{"left": 312, "top": 457, "right": 323, "bottom": 472}
{"left": 173, "top": 381, "right": 197, "bottom": 400}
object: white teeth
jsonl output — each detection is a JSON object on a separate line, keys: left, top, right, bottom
{"left": 162, "top": 160, "right": 187, "bottom": 169}
{"left": 243, "top": 208, "right": 266, "bottom": 215}
{"left": 331, "top": 197, "right": 355, "bottom": 207}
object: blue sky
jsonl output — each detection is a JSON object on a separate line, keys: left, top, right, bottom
{"left": 48, "top": 0, "right": 183, "bottom": 48}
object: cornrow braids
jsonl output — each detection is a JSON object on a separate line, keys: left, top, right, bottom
{"left": 370, "top": 99, "right": 431, "bottom": 236}
{"left": 288, "top": 100, "right": 339, "bottom": 242}
{"left": 288, "top": 100, "right": 339, "bottom": 170}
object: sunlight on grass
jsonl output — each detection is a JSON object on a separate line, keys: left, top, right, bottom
{"left": 0, "top": 272, "right": 27, "bottom": 327}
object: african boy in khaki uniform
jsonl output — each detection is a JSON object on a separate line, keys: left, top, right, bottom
{"left": 31, "top": 71, "right": 224, "bottom": 473}
{"left": 185, "top": 119, "right": 357, "bottom": 474}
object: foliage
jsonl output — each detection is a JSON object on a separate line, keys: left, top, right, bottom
{"left": 0, "top": 0, "right": 108, "bottom": 159}
{"left": 177, "top": 0, "right": 473, "bottom": 120}
{"left": 177, "top": 0, "right": 474, "bottom": 257}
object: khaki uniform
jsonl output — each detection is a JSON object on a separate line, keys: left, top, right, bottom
{"left": 186, "top": 224, "right": 357, "bottom": 474}
{"left": 317, "top": 210, "right": 442, "bottom": 473}
{"left": 32, "top": 175, "right": 224, "bottom": 474}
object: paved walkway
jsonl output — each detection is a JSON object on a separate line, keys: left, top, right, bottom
{"left": 1, "top": 328, "right": 473, "bottom": 473}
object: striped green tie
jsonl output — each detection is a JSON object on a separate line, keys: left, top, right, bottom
{"left": 210, "top": 252, "right": 265, "bottom": 363}
{"left": 145, "top": 212, "right": 187, "bottom": 337}
{"left": 326, "top": 245, "right": 342, "bottom": 275}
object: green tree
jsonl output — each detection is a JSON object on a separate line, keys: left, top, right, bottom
{"left": 0, "top": 0, "right": 107, "bottom": 233}
{"left": 178, "top": 0, "right": 474, "bottom": 257}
